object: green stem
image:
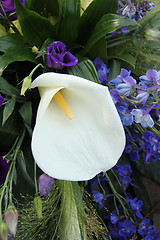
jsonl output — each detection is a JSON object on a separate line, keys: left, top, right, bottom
{"left": 0, "top": 162, "right": 14, "bottom": 221}
{"left": 34, "top": 161, "right": 38, "bottom": 196}
{"left": 104, "top": 172, "right": 129, "bottom": 218}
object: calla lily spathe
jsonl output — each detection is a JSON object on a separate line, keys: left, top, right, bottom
{"left": 30, "top": 72, "right": 125, "bottom": 181}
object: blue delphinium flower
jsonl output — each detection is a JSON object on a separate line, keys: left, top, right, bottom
{"left": 118, "top": 220, "right": 136, "bottom": 239}
{"left": 93, "top": 57, "right": 110, "bottom": 84}
{"left": 129, "top": 197, "right": 143, "bottom": 218}
{"left": 118, "top": 106, "right": 133, "bottom": 126}
{"left": 117, "top": 164, "right": 132, "bottom": 187}
{"left": 139, "top": 69, "right": 160, "bottom": 86}
{"left": 92, "top": 190, "right": 106, "bottom": 209}
{"left": 142, "top": 131, "right": 160, "bottom": 163}
{"left": 138, "top": 219, "right": 156, "bottom": 237}
{"left": 116, "top": 75, "right": 136, "bottom": 95}
{"left": 131, "top": 109, "right": 154, "bottom": 128}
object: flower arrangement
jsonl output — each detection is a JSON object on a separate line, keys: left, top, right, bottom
{"left": 0, "top": 0, "right": 160, "bottom": 239}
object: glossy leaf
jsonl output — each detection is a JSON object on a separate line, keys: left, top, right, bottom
{"left": 81, "top": 14, "right": 138, "bottom": 56}
{"left": 17, "top": 149, "right": 35, "bottom": 187}
{"left": 54, "top": 0, "right": 80, "bottom": 46}
{"left": 19, "top": 101, "right": 32, "bottom": 126}
{"left": 108, "top": 59, "right": 121, "bottom": 80}
{"left": 25, "top": 0, "right": 59, "bottom": 19}
{"left": 14, "top": 0, "right": 55, "bottom": 47}
{"left": 0, "top": 109, "right": 22, "bottom": 155}
{"left": 2, "top": 97, "right": 16, "bottom": 125}
{"left": 0, "top": 34, "right": 37, "bottom": 74}
{"left": 108, "top": 54, "right": 136, "bottom": 69}
{"left": 78, "top": 0, "right": 118, "bottom": 44}
{"left": 68, "top": 56, "right": 99, "bottom": 83}
{"left": 87, "top": 37, "right": 107, "bottom": 61}
{"left": 0, "top": 76, "right": 20, "bottom": 96}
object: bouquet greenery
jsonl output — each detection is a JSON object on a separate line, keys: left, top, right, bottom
{"left": 0, "top": 0, "right": 160, "bottom": 239}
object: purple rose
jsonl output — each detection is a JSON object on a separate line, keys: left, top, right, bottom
{"left": 45, "top": 41, "right": 78, "bottom": 70}
{"left": 0, "top": 0, "right": 25, "bottom": 20}
{"left": 0, "top": 156, "right": 9, "bottom": 184}
{"left": 0, "top": 94, "right": 4, "bottom": 107}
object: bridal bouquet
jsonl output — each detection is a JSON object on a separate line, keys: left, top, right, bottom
{"left": 0, "top": 0, "right": 160, "bottom": 239}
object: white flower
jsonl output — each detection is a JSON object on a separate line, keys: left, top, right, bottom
{"left": 30, "top": 72, "right": 125, "bottom": 181}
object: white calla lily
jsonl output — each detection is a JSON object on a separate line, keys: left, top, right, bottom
{"left": 30, "top": 72, "right": 125, "bottom": 181}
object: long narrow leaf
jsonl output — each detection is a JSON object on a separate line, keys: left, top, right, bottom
{"left": 68, "top": 56, "right": 99, "bottom": 83}
{"left": 53, "top": 0, "right": 80, "bottom": 46}
{"left": 14, "top": 0, "right": 55, "bottom": 47}
{"left": 81, "top": 14, "right": 138, "bottom": 56}
{"left": 78, "top": 0, "right": 118, "bottom": 44}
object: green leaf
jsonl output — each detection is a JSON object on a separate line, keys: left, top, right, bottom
{"left": 25, "top": 0, "right": 59, "bottom": 19}
{"left": 14, "top": 0, "right": 55, "bottom": 47}
{"left": 108, "top": 59, "right": 121, "bottom": 80}
{"left": 0, "top": 109, "right": 22, "bottom": 155}
{"left": 108, "top": 54, "right": 136, "bottom": 69}
{"left": 68, "top": 56, "right": 99, "bottom": 83}
{"left": 78, "top": 0, "right": 118, "bottom": 44}
{"left": 0, "top": 75, "right": 20, "bottom": 96}
{"left": 17, "top": 149, "right": 35, "bottom": 187}
{"left": 81, "top": 14, "right": 138, "bottom": 56}
{"left": 87, "top": 37, "right": 107, "bottom": 61}
{"left": 2, "top": 97, "right": 16, "bottom": 125}
{"left": 0, "top": 34, "right": 37, "bottom": 74}
{"left": 54, "top": 0, "right": 80, "bottom": 46}
{"left": 19, "top": 101, "right": 32, "bottom": 126}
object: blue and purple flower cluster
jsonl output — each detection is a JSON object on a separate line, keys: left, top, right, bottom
{"left": 112, "top": 0, "right": 154, "bottom": 35}
{"left": 87, "top": 167, "right": 160, "bottom": 240}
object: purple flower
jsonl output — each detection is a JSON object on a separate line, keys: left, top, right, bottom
{"left": 122, "top": 4, "right": 136, "bottom": 19}
{"left": 118, "top": 220, "right": 136, "bottom": 238}
{"left": 0, "top": 156, "right": 9, "bottom": 184}
{"left": 4, "top": 205, "right": 18, "bottom": 238}
{"left": 139, "top": 69, "right": 160, "bottom": 86}
{"left": 38, "top": 173, "right": 54, "bottom": 197}
{"left": 129, "top": 197, "right": 143, "bottom": 219}
{"left": 93, "top": 57, "right": 110, "bottom": 84}
{"left": 116, "top": 76, "right": 136, "bottom": 95}
{"left": 131, "top": 109, "right": 154, "bottom": 128}
{"left": 136, "top": 91, "right": 150, "bottom": 103}
{"left": 0, "top": 94, "right": 4, "bottom": 107}
{"left": 0, "top": 0, "right": 25, "bottom": 20}
{"left": 45, "top": 41, "right": 78, "bottom": 70}
{"left": 138, "top": 219, "right": 156, "bottom": 236}
{"left": 118, "top": 106, "right": 133, "bottom": 126}
{"left": 117, "top": 164, "right": 132, "bottom": 186}
{"left": 92, "top": 190, "right": 106, "bottom": 209}
{"left": 142, "top": 131, "right": 160, "bottom": 163}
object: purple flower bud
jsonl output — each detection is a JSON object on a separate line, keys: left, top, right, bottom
{"left": 0, "top": 221, "right": 8, "bottom": 240}
{"left": 0, "top": 156, "right": 9, "bottom": 184}
{"left": 4, "top": 205, "right": 18, "bottom": 238}
{"left": 45, "top": 41, "right": 78, "bottom": 70}
{"left": 38, "top": 173, "right": 54, "bottom": 197}
{"left": 0, "top": 94, "right": 4, "bottom": 107}
{"left": 0, "top": 0, "right": 25, "bottom": 20}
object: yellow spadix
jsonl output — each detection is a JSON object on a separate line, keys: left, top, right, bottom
{"left": 54, "top": 91, "right": 73, "bottom": 120}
